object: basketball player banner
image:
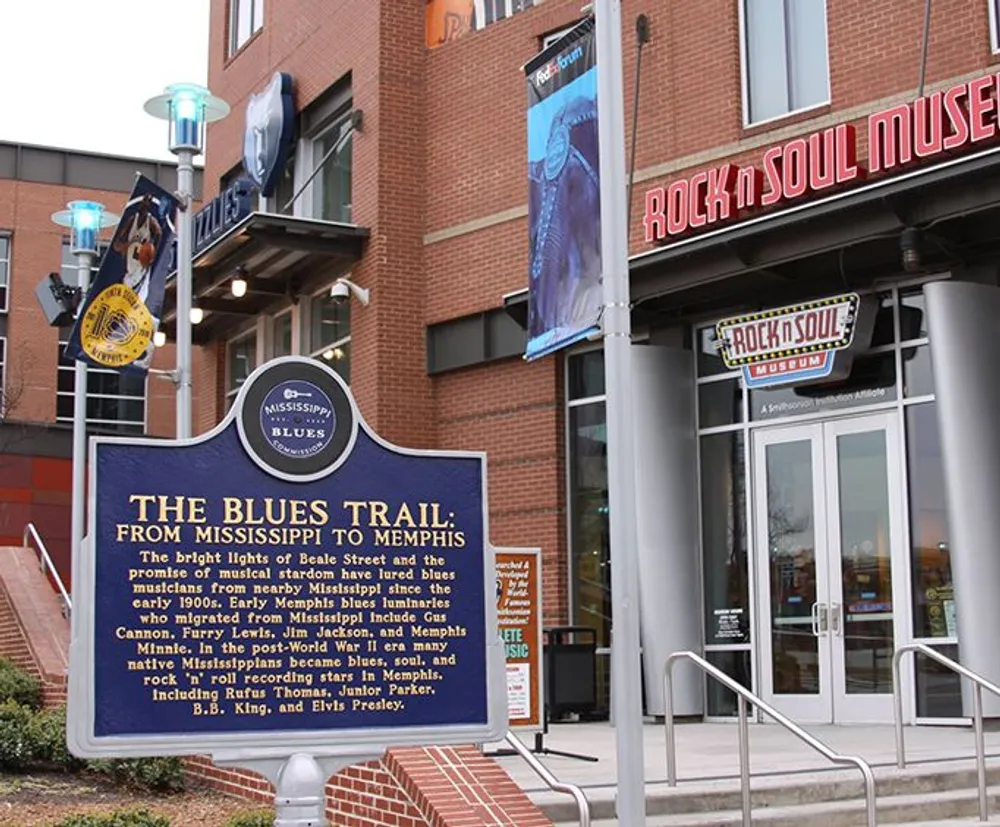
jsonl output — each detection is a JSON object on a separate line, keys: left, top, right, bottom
{"left": 64, "top": 174, "right": 179, "bottom": 375}
{"left": 524, "top": 16, "right": 602, "bottom": 361}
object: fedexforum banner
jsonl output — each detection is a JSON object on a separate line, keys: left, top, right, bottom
{"left": 524, "top": 17, "right": 601, "bottom": 361}
{"left": 65, "top": 174, "right": 178, "bottom": 375}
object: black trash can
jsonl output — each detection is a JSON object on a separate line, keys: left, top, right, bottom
{"left": 543, "top": 625, "right": 598, "bottom": 721}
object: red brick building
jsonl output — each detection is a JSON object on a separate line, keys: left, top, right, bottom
{"left": 189, "top": 0, "right": 1000, "bottom": 729}
{"left": 0, "top": 144, "right": 205, "bottom": 580}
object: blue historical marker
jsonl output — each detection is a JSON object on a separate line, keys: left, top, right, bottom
{"left": 67, "top": 357, "right": 507, "bottom": 760}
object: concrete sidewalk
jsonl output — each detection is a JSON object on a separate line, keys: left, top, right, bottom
{"left": 488, "top": 720, "right": 1000, "bottom": 794}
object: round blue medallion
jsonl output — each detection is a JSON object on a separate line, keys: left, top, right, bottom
{"left": 258, "top": 379, "right": 336, "bottom": 460}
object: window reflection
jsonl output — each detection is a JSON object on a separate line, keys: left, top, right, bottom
{"left": 906, "top": 403, "right": 954, "bottom": 639}
{"left": 701, "top": 432, "right": 749, "bottom": 645}
{"left": 569, "top": 403, "right": 610, "bottom": 648}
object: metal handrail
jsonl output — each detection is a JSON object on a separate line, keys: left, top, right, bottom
{"left": 893, "top": 642, "right": 1000, "bottom": 822}
{"left": 502, "top": 732, "right": 591, "bottom": 827}
{"left": 664, "top": 651, "right": 877, "bottom": 827}
{"left": 22, "top": 523, "right": 72, "bottom": 617}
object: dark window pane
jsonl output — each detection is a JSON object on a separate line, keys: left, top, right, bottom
{"left": 903, "top": 345, "right": 934, "bottom": 397}
{"left": 915, "top": 644, "right": 962, "bottom": 718}
{"left": 568, "top": 350, "right": 605, "bottom": 400}
{"left": 228, "top": 334, "right": 257, "bottom": 393}
{"left": 698, "top": 379, "right": 741, "bottom": 428}
{"left": 87, "top": 396, "right": 143, "bottom": 425}
{"left": 569, "top": 403, "right": 609, "bottom": 648}
{"left": 314, "top": 339, "right": 350, "bottom": 384}
{"left": 906, "top": 403, "right": 954, "bottom": 639}
{"left": 309, "top": 293, "right": 350, "bottom": 352}
{"left": 314, "top": 120, "right": 352, "bottom": 223}
{"left": 56, "top": 394, "right": 74, "bottom": 420}
{"left": 696, "top": 327, "right": 731, "bottom": 377}
{"left": 900, "top": 290, "right": 928, "bottom": 340}
{"left": 273, "top": 313, "right": 293, "bottom": 357}
{"left": 751, "top": 351, "right": 896, "bottom": 421}
{"left": 57, "top": 370, "right": 74, "bottom": 394}
{"left": 701, "top": 432, "right": 749, "bottom": 645}
{"left": 869, "top": 294, "right": 896, "bottom": 347}
{"left": 705, "top": 650, "right": 752, "bottom": 717}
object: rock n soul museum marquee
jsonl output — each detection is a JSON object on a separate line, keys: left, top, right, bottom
{"left": 642, "top": 69, "right": 1000, "bottom": 241}
{"left": 66, "top": 356, "right": 507, "bottom": 761}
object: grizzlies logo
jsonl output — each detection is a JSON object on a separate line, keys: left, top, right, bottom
{"left": 80, "top": 284, "right": 155, "bottom": 368}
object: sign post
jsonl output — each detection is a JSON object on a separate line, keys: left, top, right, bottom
{"left": 494, "top": 548, "right": 543, "bottom": 731}
{"left": 67, "top": 357, "right": 507, "bottom": 825}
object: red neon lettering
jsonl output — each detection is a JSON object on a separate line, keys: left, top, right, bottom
{"left": 969, "top": 75, "right": 996, "bottom": 143}
{"left": 688, "top": 170, "right": 708, "bottom": 228}
{"left": 736, "top": 165, "right": 763, "bottom": 210}
{"left": 836, "top": 124, "right": 862, "bottom": 183}
{"left": 761, "top": 146, "right": 783, "bottom": 206}
{"left": 643, "top": 187, "right": 665, "bottom": 243}
{"left": 730, "top": 327, "right": 746, "bottom": 357}
{"left": 943, "top": 83, "right": 970, "bottom": 151}
{"left": 706, "top": 164, "right": 737, "bottom": 222}
{"left": 914, "top": 92, "right": 944, "bottom": 158}
{"left": 666, "top": 180, "right": 688, "bottom": 236}
{"left": 783, "top": 138, "right": 808, "bottom": 199}
{"left": 809, "top": 129, "right": 836, "bottom": 191}
{"left": 868, "top": 105, "right": 913, "bottom": 173}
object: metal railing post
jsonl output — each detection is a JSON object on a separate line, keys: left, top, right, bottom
{"left": 973, "top": 683, "right": 987, "bottom": 822}
{"left": 22, "top": 523, "right": 73, "bottom": 617}
{"left": 663, "top": 651, "right": 877, "bottom": 827}
{"left": 737, "top": 694, "right": 751, "bottom": 827}
{"left": 503, "top": 732, "right": 591, "bottom": 827}
{"left": 664, "top": 653, "right": 677, "bottom": 786}
{"left": 893, "top": 642, "right": 1000, "bottom": 823}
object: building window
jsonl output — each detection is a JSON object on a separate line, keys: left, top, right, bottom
{"left": 475, "top": 0, "right": 535, "bottom": 29}
{"left": 272, "top": 311, "right": 293, "bottom": 358}
{"left": 740, "top": 0, "right": 830, "bottom": 125}
{"left": 57, "top": 331, "right": 146, "bottom": 434}
{"left": 273, "top": 152, "right": 297, "bottom": 215}
{"left": 542, "top": 21, "right": 579, "bottom": 50}
{"left": 312, "top": 116, "right": 353, "bottom": 223}
{"left": 229, "top": 0, "right": 263, "bottom": 55}
{"left": 226, "top": 331, "right": 257, "bottom": 408}
{"left": 0, "top": 235, "right": 9, "bottom": 313}
{"left": 990, "top": 0, "right": 1000, "bottom": 53}
{"left": 309, "top": 286, "right": 351, "bottom": 382}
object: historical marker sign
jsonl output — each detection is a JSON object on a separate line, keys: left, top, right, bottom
{"left": 67, "top": 357, "right": 507, "bottom": 759}
{"left": 495, "top": 548, "right": 543, "bottom": 731}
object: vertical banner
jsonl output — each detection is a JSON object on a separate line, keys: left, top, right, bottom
{"left": 65, "top": 174, "right": 179, "bottom": 375}
{"left": 426, "top": 0, "right": 474, "bottom": 48}
{"left": 524, "top": 17, "right": 601, "bottom": 361}
{"left": 495, "top": 547, "right": 543, "bottom": 730}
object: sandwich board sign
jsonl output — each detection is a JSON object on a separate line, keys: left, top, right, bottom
{"left": 67, "top": 356, "right": 507, "bottom": 817}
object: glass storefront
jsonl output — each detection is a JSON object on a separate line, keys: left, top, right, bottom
{"left": 566, "top": 282, "right": 958, "bottom": 722}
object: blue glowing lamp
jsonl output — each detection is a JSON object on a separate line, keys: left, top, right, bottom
{"left": 144, "top": 83, "right": 230, "bottom": 154}
{"left": 51, "top": 201, "right": 119, "bottom": 255}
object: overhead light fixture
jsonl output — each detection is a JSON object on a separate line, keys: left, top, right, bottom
{"left": 231, "top": 270, "right": 248, "bottom": 298}
{"left": 153, "top": 331, "right": 167, "bottom": 348}
{"left": 190, "top": 307, "right": 204, "bottom": 324}
{"left": 900, "top": 227, "right": 922, "bottom": 273}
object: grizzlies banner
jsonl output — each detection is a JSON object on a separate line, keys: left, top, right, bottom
{"left": 524, "top": 17, "right": 601, "bottom": 361}
{"left": 65, "top": 174, "right": 179, "bottom": 374}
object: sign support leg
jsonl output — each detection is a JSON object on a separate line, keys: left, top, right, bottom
{"left": 215, "top": 752, "right": 383, "bottom": 827}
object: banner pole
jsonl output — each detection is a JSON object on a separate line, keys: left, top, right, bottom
{"left": 175, "top": 149, "right": 195, "bottom": 439}
{"left": 71, "top": 250, "right": 95, "bottom": 588}
{"left": 593, "top": 0, "right": 647, "bottom": 825}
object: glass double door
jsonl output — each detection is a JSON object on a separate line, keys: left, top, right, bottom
{"left": 753, "top": 413, "right": 905, "bottom": 724}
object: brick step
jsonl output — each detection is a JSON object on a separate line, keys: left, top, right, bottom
{"left": 538, "top": 761, "right": 1000, "bottom": 824}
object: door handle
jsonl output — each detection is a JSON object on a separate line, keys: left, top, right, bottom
{"left": 811, "top": 602, "right": 829, "bottom": 636}
{"left": 830, "top": 602, "right": 843, "bottom": 636}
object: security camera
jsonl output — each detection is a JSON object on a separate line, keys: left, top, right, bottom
{"left": 329, "top": 281, "right": 351, "bottom": 304}
{"left": 329, "top": 277, "right": 370, "bottom": 306}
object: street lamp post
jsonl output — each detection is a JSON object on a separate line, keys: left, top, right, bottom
{"left": 144, "top": 83, "right": 229, "bottom": 439}
{"left": 51, "top": 200, "right": 118, "bottom": 591}
{"left": 593, "top": 1, "right": 647, "bottom": 825}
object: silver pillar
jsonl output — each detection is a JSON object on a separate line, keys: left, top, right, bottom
{"left": 71, "top": 251, "right": 96, "bottom": 588}
{"left": 925, "top": 279, "right": 1000, "bottom": 717}
{"left": 594, "top": 0, "right": 647, "bottom": 823}
{"left": 175, "top": 149, "right": 195, "bottom": 439}
{"left": 632, "top": 346, "right": 702, "bottom": 717}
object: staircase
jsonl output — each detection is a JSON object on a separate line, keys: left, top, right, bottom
{"left": 536, "top": 759, "right": 1000, "bottom": 825}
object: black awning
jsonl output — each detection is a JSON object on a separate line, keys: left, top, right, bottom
{"left": 161, "top": 212, "right": 368, "bottom": 342}
{"left": 628, "top": 145, "right": 1000, "bottom": 321}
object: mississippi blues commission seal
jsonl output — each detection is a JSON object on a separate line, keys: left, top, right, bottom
{"left": 259, "top": 379, "right": 336, "bottom": 459}
{"left": 237, "top": 358, "right": 357, "bottom": 482}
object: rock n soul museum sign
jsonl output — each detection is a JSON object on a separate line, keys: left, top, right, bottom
{"left": 66, "top": 356, "right": 507, "bottom": 761}
{"left": 643, "top": 70, "right": 1000, "bottom": 242}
